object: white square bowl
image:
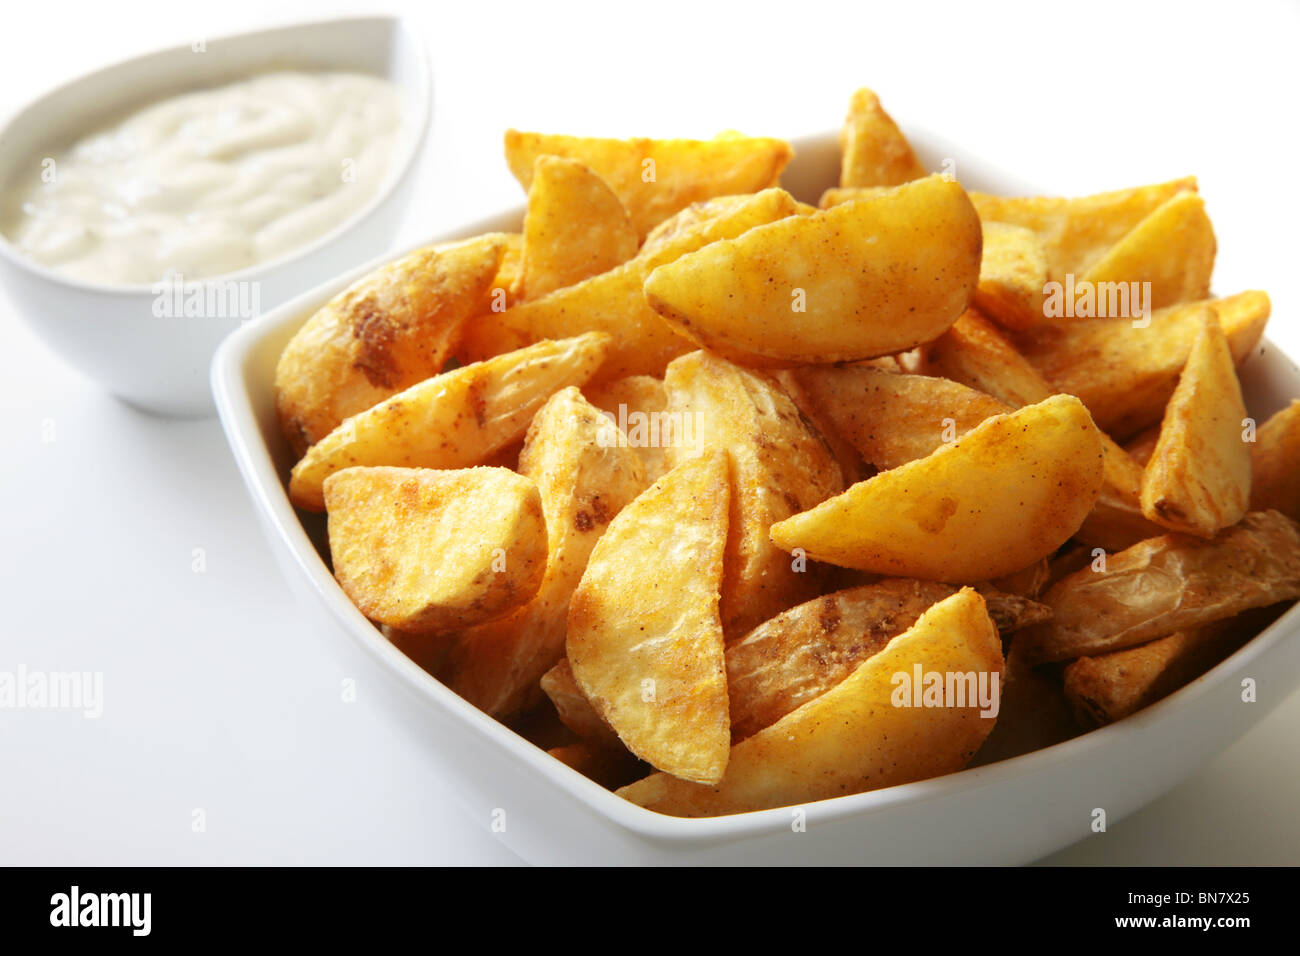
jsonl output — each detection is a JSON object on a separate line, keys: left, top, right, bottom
{"left": 212, "top": 131, "right": 1300, "bottom": 865}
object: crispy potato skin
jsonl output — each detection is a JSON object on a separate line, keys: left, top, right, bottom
{"left": 504, "top": 130, "right": 792, "bottom": 239}
{"left": 1020, "top": 511, "right": 1300, "bottom": 662}
{"left": 289, "top": 333, "right": 611, "bottom": 511}
{"left": 644, "top": 175, "right": 982, "bottom": 366}
{"left": 618, "top": 589, "right": 1004, "bottom": 817}
{"left": 770, "top": 395, "right": 1105, "bottom": 582}
{"left": 521, "top": 156, "right": 637, "bottom": 299}
{"left": 1014, "top": 291, "right": 1270, "bottom": 440}
{"left": 459, "top": 188, "right": 800, "bottom": 379}
{"left": 567, "top": 452, "right": 732, "bottom": 784}
{"left": 275, "top": 235, "right": 507, "bottom": 457}
{"left": 1250, "top": 400, "right": 1300, "bottom": 521}
{"left": 664, "top": 352, "right": 844, "bottom": 636}
{"left": 437, "top": 388, "right": 648, "bottom": 718}
{"left": 324, "top": 466, "right": 546, "bottom": 634}
{"left": 839, "top": 87, "right": 927, "bottom": 188}
{"left": 1140, "top": 309, "right": 1251, "bottom": 536}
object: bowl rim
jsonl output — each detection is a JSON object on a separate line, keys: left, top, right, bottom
{"left": 0, "top": 14, "right": 432, "bottom": 297}
{"left": 212, "top": 128, "right": 1300, "bottom": 845}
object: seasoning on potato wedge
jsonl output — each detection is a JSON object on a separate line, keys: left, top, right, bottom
{"left": 770, "top": 395, "right": 1105, "bottom": 582}
{"left": 1140, "top": 308, "right": 1251, "bottom": 536}
{"left": 437, "top": 387, "right": 647, "bottom": 718}
{"left": 323, "top": 466, "right": 547, "bottom": 634}
{"left": 567, "top": 451, "right": 732, "bottom": 784}
{"left": 617, "top": 588, "right": 1004, "bottom": 817}
{"left": 289, "top": 332, "right": 610, "bottom": 511}
{"left": 644, "top": 175, "right": 981, "bottom": 366}
{"left": 838, "top": 87, "right": 927, "bottom": 188}
{"left": 275, "top": 234, "right": 508, "bottom": 456}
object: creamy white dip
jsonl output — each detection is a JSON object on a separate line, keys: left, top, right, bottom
{"left": 3, "top": 70, "right": 401, "bottom": 284}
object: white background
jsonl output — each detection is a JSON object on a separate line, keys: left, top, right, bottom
{"left": 1, "top": 0, "right": 1298, "bottom": 865}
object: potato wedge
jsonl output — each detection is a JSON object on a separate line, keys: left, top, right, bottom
{"left": 567, "top": 452, "right": 732, "bottom": 784}
{"left": 638, "top": 194, "right": 754, "bottom": 257}
{"left": 1140, "top": 308, "right": 1251, "bottom": 536}
{"left": 791, "top": 365, "right": 1010, "bottom": 471}
{"left": 275, "top": 235, "right": 507, "bottom": 456}
{"left": 521, "top": 156, "right": 638, "bottom": 299}
{"left": 973, "top": 222, "right": 1049, "bottom": 331}
{"left": 437, "top": 387, "right": 648, "bottom": 718}
{"left": 540, "top": 659, "right": 623, "bottom": 750}
{"left": 324, "top": 466, "right": 547, "bottom": 634}
{"left": 504, "top": 129, "right": 791, "bottom": 238}
{"left": 583, "top": 375, "right": 670, "bottom": 482}
{"left": 968, "top": 177, "right": 1197, "bottom": 281}
{"left": 644, "top": 175, "right": 981, "bottom": 366}
{"left": 770, "top": 395, "right": 1104, "bottom": 582}
{"left": 1019, "top": 510, "right": 1300, "bottom": 662}
{"left": 618, "top": 588, "right": 1003, "bottom": 816}
{"left": 839, "top": 87, "right": 927, "bottom": 188}
{"left": 664, "top": 352, "right": 843, "bottom": 635}
{"left": 1250, "top": 400, "right": 1300, "bottom": 521}
{"left": 1015, "top": 291, "right": 1271, "bottom": 440}
{"left": 1080, "top": 192, "right": 1215, "bottom": 311}
{"left": 289, "top": 332, "right": 610, "bottom": 511}
{"left": 459, "top": 188, "right": 801, "bottom": 378}
{"left": 771, "top": 369, "right": 870, "bottom": 486}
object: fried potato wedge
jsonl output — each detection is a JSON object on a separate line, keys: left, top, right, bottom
{"left": 437, "top": 387, "right": 648, "bottom": 718}
{"left": 289, "top": 332, "right": 610, "bottom": 511}
{"left": 974, "top": 222, "right": 1049, "bottom": 331}
{"left": 638, "top": 195, "right": 753, "bottom": 257}
{"left": 770, "top": 395, "right": 1105, "bottom": 582}
{"left": 275, "top": 235, "right": 508, "bottom": 456}
{"left": 1015, "top": 291, "right": 1271, "bottom": 439}
{"left": 1250, "top": 400, "right": 1300, "bottom": 521}
{"left": 1140, "top": 308, "right": 1251, "bottom": 536}
{"left": 618, "top": 588, "right": 1003, "bottom": 816}
{"left": 567, "top": 452, "right": 732, "bottom": 784}
{"left": 1019, "top": 510, "right": 1300, "bottom": 662}
{"left": 583, "top": 374, "right": 670, "bottom": 482}
{"left": 460, "top": 188, "right": 800, "bottom": 378}
{"left": 968, "top": 177, "right": 1197, "bottom": 281}
{"left": 323, "top": 466, "right": 547, "bottom": 634}
{"left": 664, "top": 351, "right": 843, "bottom": 635}
{"left": 1081, "top": 192, "right": 1215, "bottom": 311}
{"left": 521, "top": 156, "right": 638, "bottom": 299}
{"left": 504, "top": 129, "right": 791, "bottom": 238}
{"left": 1061, "top": 608, "right": 1280, "bottom": 726}
{"left": 771, "top": 370, "right": 870, "bottom": 486}
{"left": 926, "top": 308, "right": 1165, "bottom": 550}
{"left": 541, "top": 659, "right": 622, "bottom": 750}
{"left": 791, "top": 365, "right": 1010, "bottom": 471}
{"left": 478, "top": 233, "right": 524, "bottom": 314}
{"left": 644, "top": 175, "right": 981, "bottom": 366}
{"left": 839, "top": 87, "right": 927, "bottom": 187}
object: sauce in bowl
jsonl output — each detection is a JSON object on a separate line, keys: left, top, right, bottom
{"left": 2, "top": 70, "right": 401, "bottom": 285}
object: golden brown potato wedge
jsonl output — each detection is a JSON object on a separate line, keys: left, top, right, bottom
{"left": 459, "top": 188, "right": 801, "bottom": 378}
{"left": 582, "top": 375, "right": 670, "bottom": 482}
{"left": 839, "top": 87, "right": 927, "bottom": 187}
{"left": 504, "top": 129, "right": 791, "bottom": 238}
{"left": 1250, "top": 400, "right": 1300, "bottom": 521}
{"left": 521, "top": 156, "right": 638, "bottom": 299}
{"left": 1015, "top": 291, "right": 1270, "bottom": 440}
{"left": 1081, "top": 192, "right": 1215, "bottom": 312}
{"left": 617, "top": 588, "right": 1004, "bottom": 816}
{"left": 1019, "top": 510, "right": 1300, "bottom": 662}
{"left": 567, "top": 452, "right": 732, "bottom": 784}
{"left": 289, "top": 332, "right": 610, "bottom": 511}
{"left": 437, "top": 387, "right": 648, "bottom": 718}
{"left": 644, "top": 175, "right": 981, "bottom": 366}
{"left": 664, "top": 352, "right": 843, "bottom": 636}
{"left": 973, "top": 222, "right": 1049, "bottom": 331}
{"left": 771, "top": 370, "right": 870, "bottom": 486}
{"left": 540, "top": 659, "right": 623, "bottom": 750}
{"left": 791, "top": 365, "right": 1010, "bottom": 471}
{"left": 324, "top": 466, "right": 547, "bottom": 634}
{"left": 638, "top": 195, "right": 754, "bottom": 257}
{"left": 1140, "top": 308, "right": 1251, "bottom": 536}
{"left": 478, "top": 233, "right": 524, "bottom": 314}
{"left": 968, "top": 177, "right": 1197, "bottom": 281}
{"left": 770, "top": 395, "right": 1104, "bottom": 582}
{"left": 275, "top": 235, "right": 507, "bottom": 456}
